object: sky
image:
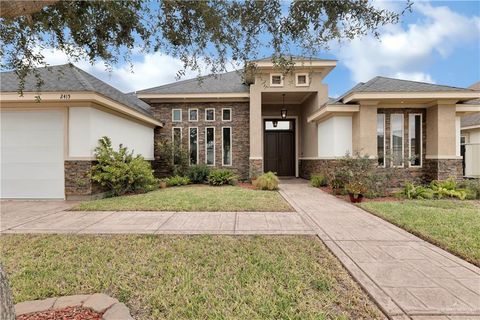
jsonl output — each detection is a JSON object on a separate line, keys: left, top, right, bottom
{"left": 38, "top": 0, "right": 480, "bottom": 97}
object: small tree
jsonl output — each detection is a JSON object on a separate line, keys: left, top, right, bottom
{"left": 155, "top": 139, "right": 189, "bottom": 177}
{"left": 92, "top": 136, "right": 157, "bottom": 196}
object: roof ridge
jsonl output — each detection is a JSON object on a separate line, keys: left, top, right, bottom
{"left": 372, "top": 75, "right": 472, "bottom": 91}
{"left": 70, "top": 65, "right": 95, "bottom": 91}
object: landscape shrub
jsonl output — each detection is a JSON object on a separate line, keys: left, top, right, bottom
{"left": 457, "top": 179, "right": 480, "bottom": 200}
{"left": 165, "top": 175, "right": 191, "bottom": 187}
{"left": 208, "top": 169, "right": 238, "bottom": 186}
{"left": 186, "top": 164, "right": 211, "bottom": 184}
{"left": 91, "top": 136, "right": 157, "bottom": 196}
{"left": 253, "top": 172, "right": 279, "bottom": 190}
{"left": 310, "top": 174, "right": 328, "bottom": 188}
{"left": 398, "top": 178, "right": 468, "bottom": 200}
{"left": 155, "top": 139, "right": 189, "bottom": 176}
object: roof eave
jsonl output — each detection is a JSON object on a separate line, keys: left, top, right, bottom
{"left": 137, "top": 92, "right": 250, "bottom": 103}
{"left": 342, "top": 91, "right": 480, "bottom": 104}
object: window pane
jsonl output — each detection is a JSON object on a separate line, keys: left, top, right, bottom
{"left": 391, "top": 114, "right": 403, "bottom": 166}
{"left": 271, "top": 75, "right": 282, "bottom": 84}
{"left": 222, "top": 109, "right": 231, "bottom": 121}
{"left": 297, "top": 75, "right": 306, "bottom": 84}
{"left": 206, "top": 127, "right": 215, "bottom": 165}
{"left": 223, "top": 127, "right": 231, "bottom": 165}
{"left": 265, "top": 120, "right": 291, "bottom": 130}
{"left": 189, "top": 109, "right": 198, "bottom": 121}
{"left": 172, "top": 128, "right": 182, "bottom": 165}
{"left": 377, "top": 114, "right": 385, "bottom": 166}
{"left": 172, "top": 109, "right": 181, "bottom": 122}
{"left": 409, "top": 114, "right": 422, "bottom": 166}
{"left": 189, "top": 128, "right": 198, "bottom": 165}
{"left": 206, "top": 109, "right": 215, "bottom": 121}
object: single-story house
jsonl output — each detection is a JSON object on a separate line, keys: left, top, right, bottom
{"left": 460, "top": 82, "right": 480, "bottom": 178}
{"left": 1, "top": 58, "right": 479, "bottom": 199}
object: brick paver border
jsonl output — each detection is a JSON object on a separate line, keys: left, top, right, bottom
{"left": 15, "top": 293, "right": 133, "bottom": 320}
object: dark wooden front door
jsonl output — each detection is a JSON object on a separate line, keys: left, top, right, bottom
{"left": 264, "top": 121, "right": 295, "bottom": 176}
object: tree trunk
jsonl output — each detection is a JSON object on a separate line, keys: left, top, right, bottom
{"left": 0, "top": 264, "right": 15, "bottom": 320}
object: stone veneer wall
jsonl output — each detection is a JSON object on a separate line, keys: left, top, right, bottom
{"left": 150, "top": 102, "right": 250, "bottom": 179}
{"left": 249, "top": 159, "right": 263, "bottom": 179}
{"left": 64, "top": 160, "right": 106, "bottom": 199}
{"left": 424, "top": 159, "right": 463, "bottom": 181}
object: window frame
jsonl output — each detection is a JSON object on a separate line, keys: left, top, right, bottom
{"left": 205, "top": 108, "right": 215, "bottom": 122}
{"left": 390, "top": 113, "right": 404, "bottom": 168}
{"left": 377, "top": 113, "right": 386, "bottom": 168}
{"left": 172, "top": 109, "right": 182, "bottom": 122}
{"left": 188, "top": 108, "right": 198, "bottom": 122}
{"left": 222, "top": 108, "right": 232, "bottom": 122}
{"left": 222, "top": 126, "right": 232, "bottom": 166}
{"left": 188, "top": 127, "right": 199, "bottom": 165}
{"left": 295, "top": 73, "right": 309, "bottom": 87}
{"left": 408, "top": 113, "right": 423, "bottom": 168}
{"left": 172, "top": 127, "right": 183, "bottom": 165}
{"left": 270, "top": 73, "right": 284, "bottom": 87}
{"left": 205, "top": 126, "right": 215, "bottom": 166}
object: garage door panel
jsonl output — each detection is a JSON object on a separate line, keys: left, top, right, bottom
{"left": 1, "top": 110, "right": 65, "bottom": 199}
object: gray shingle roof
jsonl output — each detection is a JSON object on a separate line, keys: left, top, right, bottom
{"left": 348, "top": 76, "right": 472, "bottom": 93}
{"left": 461, "top": 112, "right": 480, "bottom": 128}
{"left": 136, "top": 70, "right": 248, "bottom": 94}
{"left": 1, "top": 64, "right": 153, "bottom": 117}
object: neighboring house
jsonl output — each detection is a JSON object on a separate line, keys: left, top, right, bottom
{"left": 460, "top": 82, "right": 480, "bottom": 178}
{"left": 1, "top": 58, "right": 479, "bottom": 199}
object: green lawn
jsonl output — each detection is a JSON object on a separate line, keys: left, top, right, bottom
{"left": 360, "top": 200, "right": 480, "bottom": 266}
{"left": 1, "top": 235, "right": 384, "bottom": 320}
{"left": 72, "top": 185, "right": 293, "bottom": 212}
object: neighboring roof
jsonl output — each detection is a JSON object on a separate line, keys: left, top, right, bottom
{"left": 1, "top": 64, "right": 153, "bottom": 117}
{"left": 136, "top": 71, "right": 248, "bottom": 95}
{"left": 461, "top": 112, "right": 480, "bottom": 128}
{"left": 469, "top": 81, "right": 480, "bottom": 90}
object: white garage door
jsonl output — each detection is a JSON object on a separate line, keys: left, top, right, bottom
{"left": 1, "top": 110, "right": 65, "bottom": 199}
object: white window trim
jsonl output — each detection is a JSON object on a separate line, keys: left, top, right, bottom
{"left": 222, "top": 108, "right": 232, "bottom": 122}
{"left": 270, "top": 73, "right": 284, "bottom": 87}
{"left": 205, "top": 126, "right": 215, "bottom": 166}
{"left": 188, "top": 108, "right": 198, "bottom": 122}
{"left": 408, "top": 113, "right": 423, "bottom": 168}
{"left": 188, "top": 127, "right": 199, "bottom": 165}
{"left": 222, "top": 126, "right": 233, "bottom": 166}
{"left": 390, "top": 114, "right": 404, "bottom": 168}
{"left": 295, "top": 73, "right": 309, "bottom": 87}
{"left": 205, "top": 108, "right": 215, "bottom": 121}
{"left": 377, "top": 114, "right": 386, "bottom": 168}
{"left": 172, "top": 109, "right": 182, "bottom": 122}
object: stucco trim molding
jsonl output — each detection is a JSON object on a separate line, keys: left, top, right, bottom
{"left": 343, "top": 91, "right": 480, "bottom": 103}
{"left": 307, "top": 104, "right": 359, "bottom": 123}
{"left": 249, "top": 157, "right": 263, "bottom": 160}
{"left": 456, "top": 104, "right": 480, "bottom": 113}
{"left": 425, "top": 155, "right": 463, "bottom": 160}
{"left": 461, "top": 125, "right": 480, "bottom": 131}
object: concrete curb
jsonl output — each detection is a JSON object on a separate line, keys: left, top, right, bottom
{"left": 15, "top": 293, "right": 133, "bottom": 320}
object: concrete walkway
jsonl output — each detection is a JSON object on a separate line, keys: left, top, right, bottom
{"left": 279, "top": 180, "right": 480, "bottom": 320}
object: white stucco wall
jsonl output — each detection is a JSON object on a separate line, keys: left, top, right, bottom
{"left": 464, "top": 128, "right": 480, "bottom": 178}
{"left": 317, "top": 116, "right": 352, "bottom": 157}
{"left": 69, "top": 107, "right": 154, "bottom": 159}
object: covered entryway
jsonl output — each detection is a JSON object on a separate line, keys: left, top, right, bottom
{"left": 264, "top": 119, "right": 295, "bottom": 176}
{"left": 1, "top": 110, "right": 65, "bottom": 199}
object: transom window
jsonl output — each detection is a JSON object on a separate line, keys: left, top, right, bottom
{"left": 205, "top": 108, "right": 215, "bottom": 121}
{"left": 296, "top": 73, "right": 309, "bottom": 86}
{"left": 172, "top": 109, "right": 182, "bottom": 122}
{"left": 265, "top": 120, "right": 292, "bottom": 130}
{"left": 270, "top": 74, "right": 283, "bottom": 86}
{"left": 222, "top": 108, "right": 232, "bottom": 121}
{"left": 189, "top": 108, "right": 198, "bottom": 122}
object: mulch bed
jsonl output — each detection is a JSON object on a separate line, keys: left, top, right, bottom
{"left": 238, "top": 182, "right": 256, "bottom": 190}
{"left": 17, "top": 307, "right": 103, "bottom": 320}
{"left": 318, "top": 186, "right": 400, "bottom": 203}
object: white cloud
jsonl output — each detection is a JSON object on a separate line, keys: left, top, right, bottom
{"left": 335, "top": 2, "right": 480, "bottom": 83}
{"left": 38, "top": 48, "right": 237, "bottom": 92}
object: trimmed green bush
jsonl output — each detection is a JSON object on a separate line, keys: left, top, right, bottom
{"left": 165, "top": 175, "right": 191, "bottom": 187}
{"left": 208, "top": 169, "right": 238, "bottom": 186}
{"left": 91, "top": 136, "right": 157, "bottom": 196}
{"left": 186, "top": 165, "right": 211, "bottom": 184}
{"left": 458, "top": 179, "right": 480, "bottom": 200}
{"left": 399, "top": 178, "right": 468, "bottom": 200}
{"left": 253, "top": 172, "right": 279, "bottom": 190}
{"left": 310, "top": 174, "right": 328, "bottom": 188}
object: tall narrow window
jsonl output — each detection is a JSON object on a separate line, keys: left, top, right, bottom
{"left": 189, "top": 127, "right": 198, "bottom": 165}
{"left": 205, "top": 127, "right": 215, "bottom": 165}
{"left": 377, "top": 114, "right": 385, "bottom": 167}
{"left": 222, "top": 127, "right": 232, "bottom": 166}
{"left": 391, "top": 114, "right": 404, "bottom": 167}
{"left": 409, "top": 114, "right": 422, "bottom": 167}
{"left": 172, "top": 127, "right": 182, "bottom": 165}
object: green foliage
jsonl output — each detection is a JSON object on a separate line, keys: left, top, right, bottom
{"left": 2, "top": 1, "right": 408, "bottom": 93}
{"left": 458, "top": 179, "right": 480, "bottom": 200}
{"left": 345, "top": 181, "right": 368, "bottom": 196}
{"left": 208, "top": 169, "right": 238, "bottom": 186}
{"left": 155, "top": 139, "right": 189, "bottom": 177}
{"left": 253, "top": 172, "right": 279, "bottom": 191}
{"left": 186, "top": 165, "right": 211, "bottom": 184}
{"left": 399, "top": 178, "right": 468, "bottom": 200}
{"left": 310, "top": 174, "right": 328, "bottom": 188}
{"left": 399, "top": 182, "right": 434, "bottom": 200}
{"left": 165, "top": 175, "right": 190, "bottom": 187}
{"left": 91, "top": 136, "right": 157, "bottom": 196}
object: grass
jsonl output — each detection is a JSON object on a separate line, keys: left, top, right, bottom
{"left": 72, "top": 185, "right": 293, "bottom": 212}
{"left": 360, "top": 200, "right": 480, "bottom": 266}
{"left": 0, "top": 235, "right": 384, "bottom": 320}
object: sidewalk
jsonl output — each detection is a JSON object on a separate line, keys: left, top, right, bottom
{"left": 279, "top": 180, "right": 480, "bottom": 320}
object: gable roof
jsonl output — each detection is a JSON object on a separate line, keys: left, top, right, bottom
{"left": 136, "top": 70, "right": 248, "bottom": 95}
{"left": 461, "top": 112, "right": 480, "bottom": 128}
{"left": 1, "top": 64, "right": 153, "bottom": 117}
